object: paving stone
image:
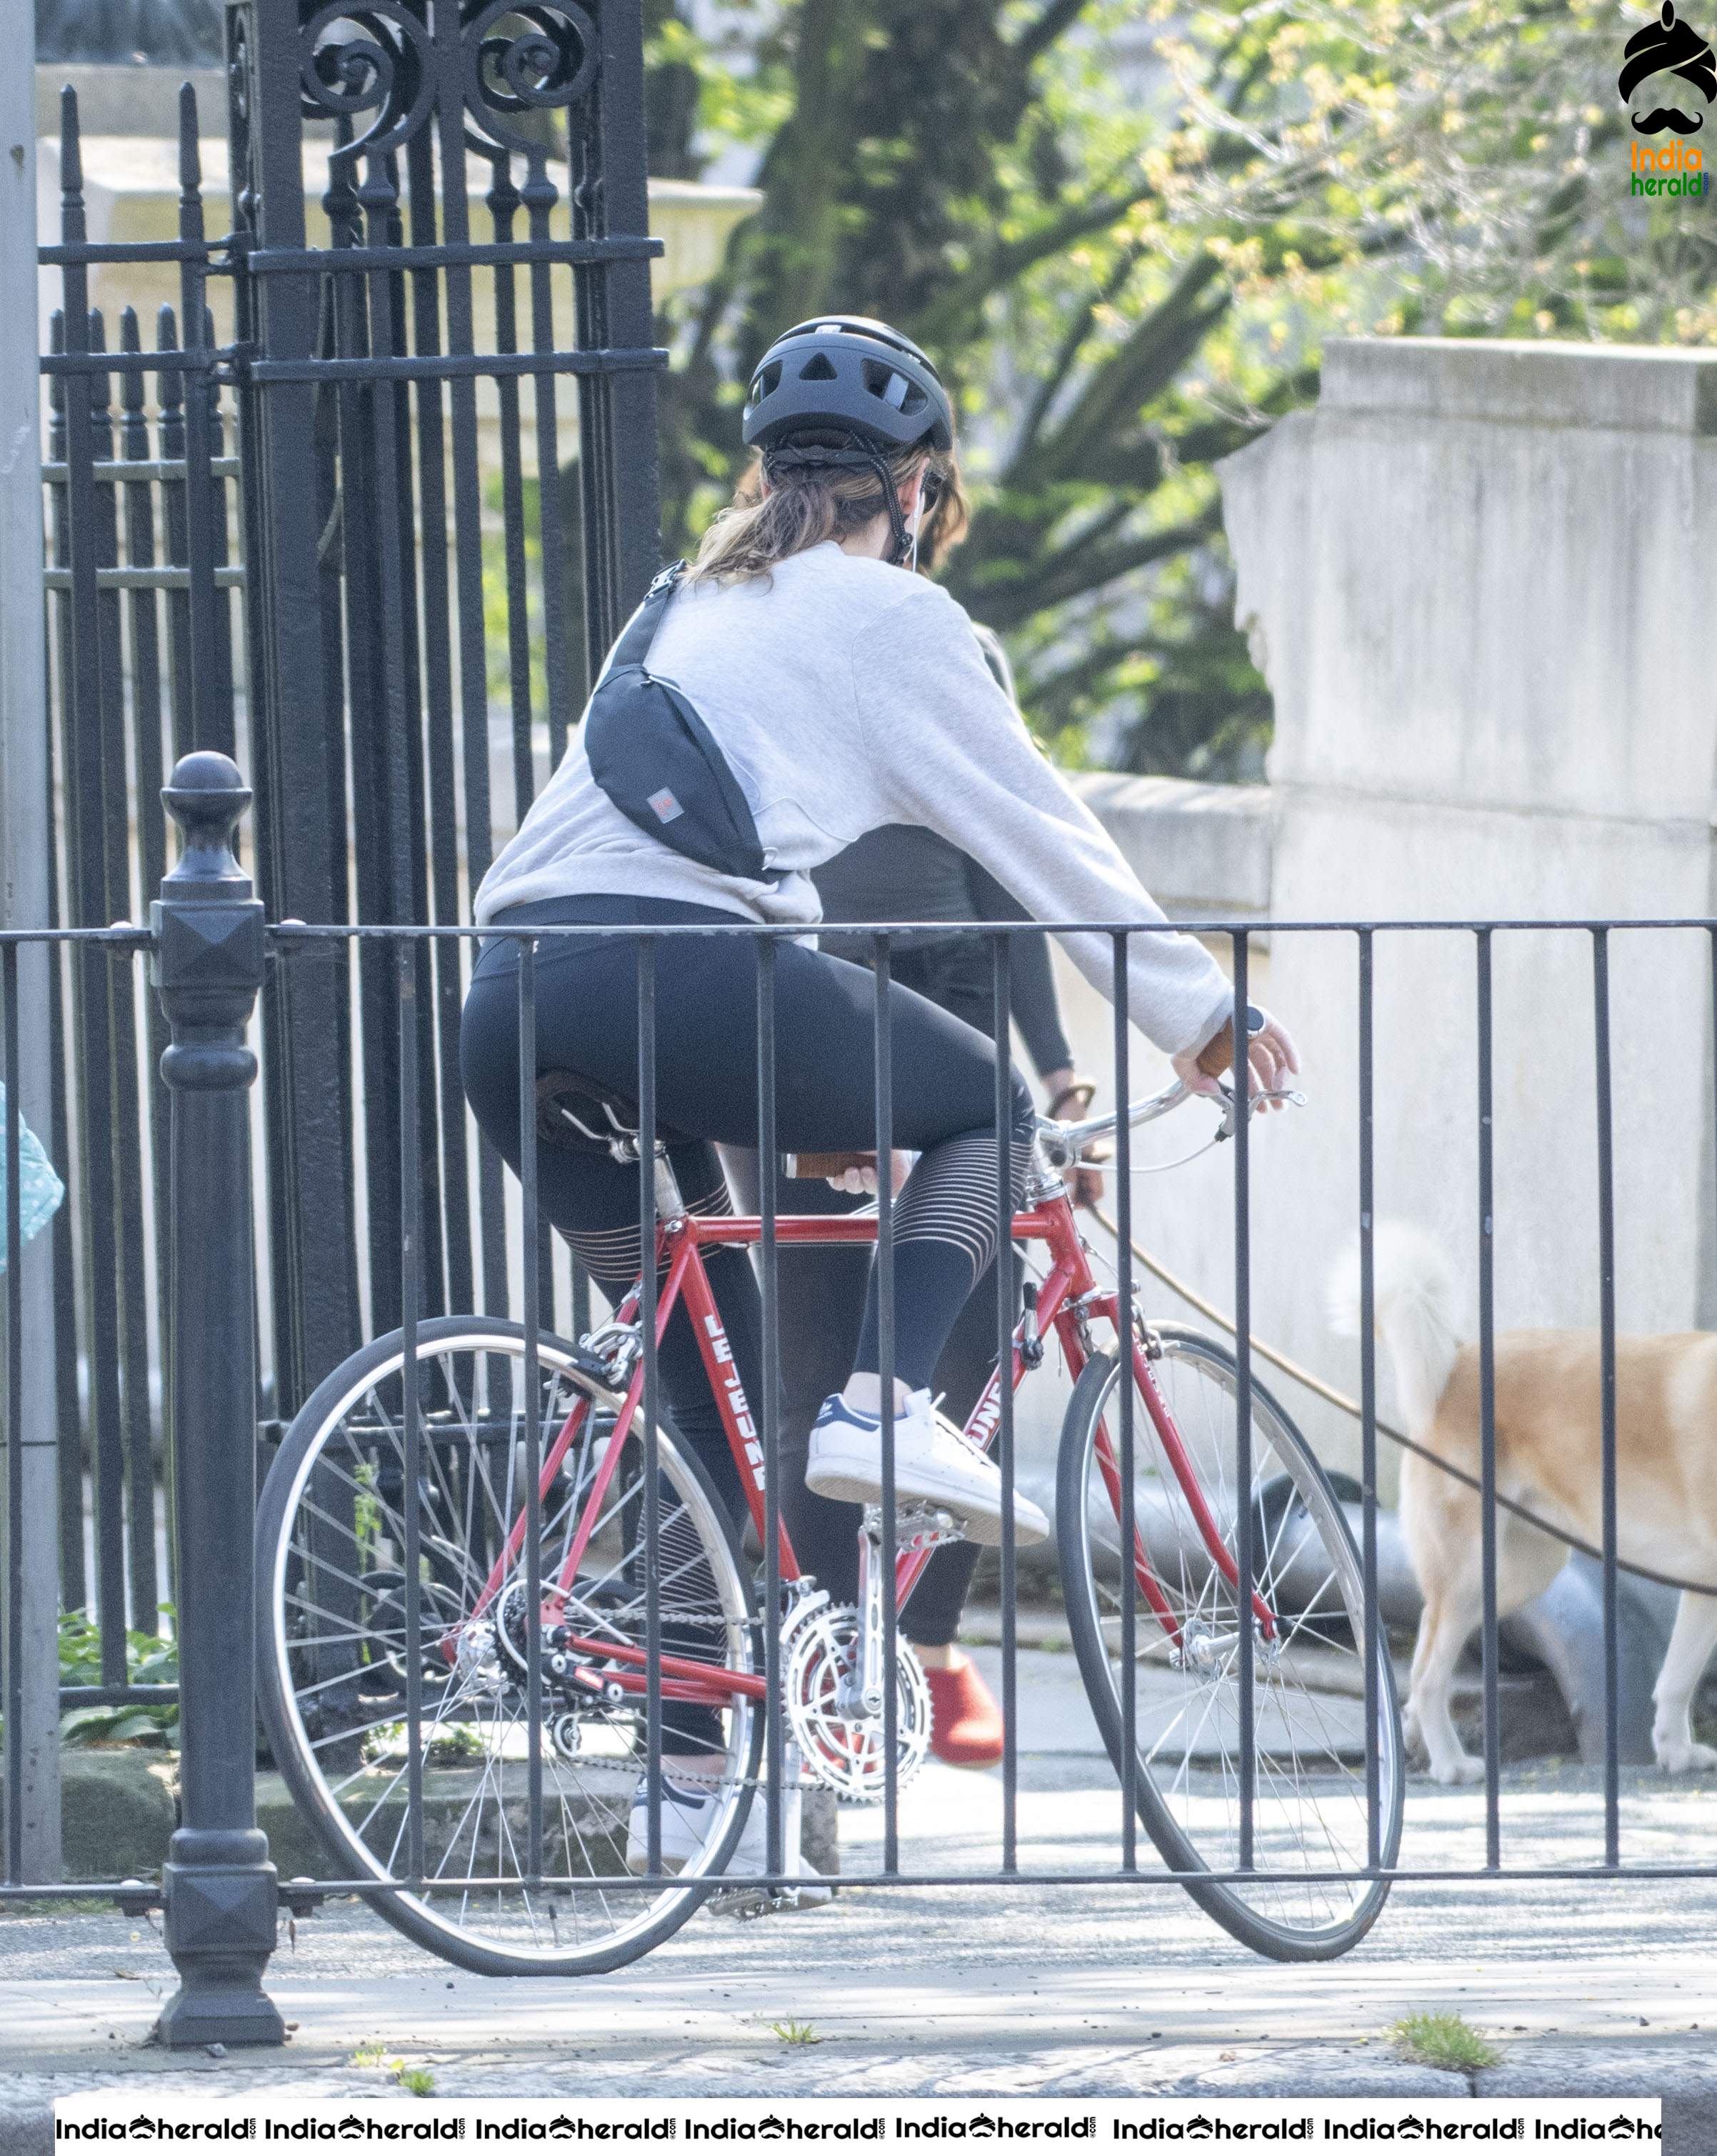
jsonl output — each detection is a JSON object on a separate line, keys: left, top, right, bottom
{"left": 1478, "top": 2045, "right": 1717, "bottom": 2155}
{"left": 0, "top": 2097, "right": 51, "bottom": 2156}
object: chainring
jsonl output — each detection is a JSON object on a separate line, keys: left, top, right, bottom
{"left": 783, "top": 1602, "right": 931, "bottom": 1802}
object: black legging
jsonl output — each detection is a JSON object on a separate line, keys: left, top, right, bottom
{"left": 725, "top": 1154, "right": 1016, "bottom": 1647}
{"left": 460, "top": 895, "right": 1036, "bottom": 1737}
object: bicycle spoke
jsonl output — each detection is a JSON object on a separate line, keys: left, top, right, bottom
{"left": 1071, "top": 1332, "right": 1400, "bottom": 1949}
{"left": 263, "top": 1331, "right": 759, "bottom": 1971}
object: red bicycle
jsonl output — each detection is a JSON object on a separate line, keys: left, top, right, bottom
{"left": 257, "top": 1077, "right": 1403, "bottom": 1976}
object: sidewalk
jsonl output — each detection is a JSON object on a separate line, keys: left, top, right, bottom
{"left": 4, "top": 1648, "right": 1715, "bottom": 2140}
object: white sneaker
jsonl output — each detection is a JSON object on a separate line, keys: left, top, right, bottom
{"left": 805, "top": 1391, "right": 1050, "bottom": 1549}
{"left": 625, "top": 1777, "right": 832, "bottom": 1910}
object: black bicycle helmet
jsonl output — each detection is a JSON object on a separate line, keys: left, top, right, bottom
{"left": 743, "top": 316, "right": 953, "bottom": 454}
{"left": 743, "top": 317, "right": 953, "bottom": 564}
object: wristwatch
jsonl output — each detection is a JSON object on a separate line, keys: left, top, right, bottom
{"left": 1245, "top": 1003, "right": 1266, "bottom": 1038}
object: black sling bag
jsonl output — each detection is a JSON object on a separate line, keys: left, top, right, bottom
{"left": 584, "top": 562, "right": 779, "bottom": 884}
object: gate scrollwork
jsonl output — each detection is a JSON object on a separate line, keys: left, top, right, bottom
{"left": 280, "top": 0, "right": 600, "bottom": 170}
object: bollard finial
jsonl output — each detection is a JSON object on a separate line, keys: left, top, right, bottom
{"left": 162, "top": 752, "right": 251, "bottom": 896}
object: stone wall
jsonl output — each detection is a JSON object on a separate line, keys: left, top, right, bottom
{"left": 1056, "top": 336, "right": 1717, "bottom": 1492}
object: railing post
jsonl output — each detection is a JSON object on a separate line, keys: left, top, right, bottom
{"left": 149, "top": 751, "right": 282, "bottom": 2049}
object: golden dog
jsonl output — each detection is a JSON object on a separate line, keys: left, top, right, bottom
{"left": 1333, "top": 1226, "right": 1717, "bottom": 1782}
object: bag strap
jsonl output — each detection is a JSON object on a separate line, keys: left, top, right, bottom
{"left": 606, "top": 559, "right": 687, "bottom": 674}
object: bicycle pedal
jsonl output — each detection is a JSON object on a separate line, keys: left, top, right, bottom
{"left": 863, "top": 1501, "right": 959, "bottom": 1542}
{"left": 714, "top": 1885, "right": 794, "bottom": 1921}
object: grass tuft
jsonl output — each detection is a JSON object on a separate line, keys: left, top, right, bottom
{"left": 348, "top": 2040, "right": 387, "bottom": 2068}
{"left": 396, "top": 2065, "right": 436, "bottom": 2097}
{"left": 1392, "top": 2012, "right": 1500, "bottom": 2073}
{"left": 768, "top": 2019, "right": 822, "bottom": 2047}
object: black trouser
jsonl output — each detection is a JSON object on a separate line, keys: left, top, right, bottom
{"left": 459, "top": 897, "right": 1035, "bottom": 1742}
{"left": 751, "top": 931, "right": 1032, "bottom": 1641}
{"left": 725, "top": 1155, "right": 1019, "bottom": 1645}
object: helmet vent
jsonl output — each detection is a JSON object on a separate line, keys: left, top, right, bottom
{"left": 862, "top": 359, "right": 923, "bottom": 414}
{"left": 798, "top": 353, "right": 839, "bottom": 381}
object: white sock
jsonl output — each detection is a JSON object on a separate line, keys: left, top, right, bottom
{"left": 840, "top": 1373, "right": 911, "bottom": 1418}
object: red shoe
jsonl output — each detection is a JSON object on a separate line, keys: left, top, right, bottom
{"left": 923, "top": 1652, "right": 1005, "bottom": 1770}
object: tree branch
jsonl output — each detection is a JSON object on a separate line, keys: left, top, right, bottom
{"left": 1010, "top": 0, "right": 1092, "bottom": 70}
{"left": 977, "top": 506, "right": 1222, "bottom": 629}
{"left": 1017, "top": 639, "right": 1138, "bottom": 717}
{"left": 1010, "top": 256, "right": 1228, "bottom": 491}
{"left": 1011, "top": 244, "right": 1144, "bottom": 466}
{"left": 918, "top": 181, "right": 1158, "bottom": 344}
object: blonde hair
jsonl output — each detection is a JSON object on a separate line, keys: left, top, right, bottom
{"left": 687, "top": 436, "right": 968, "bottom": 585}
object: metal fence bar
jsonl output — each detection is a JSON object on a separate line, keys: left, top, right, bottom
{"left": 174, "top": 88, "right": 221, "bottom": 759}
{"left": 1112, "top": 931, "right": 1136, "bottom": 1874}
{"left": 42, "top": 457, "right": 242, "bottom": 482}
{"left": 484, "top": 153, "right": 536, "bottom": 839}
{"left": 431, "top": 84, "right": 507, "bottom": 1343}
{"left": 636, "top": 936, "right": 662, "bottom": 1879}
{"left": 404, "top": 123, "right": 472, "bottom": 1342}
{"left": 518, "top": 937, "right": 546, "bottom": 1887}
{"left": 24, "top": 1860, "right": 1717, "bottom": 1905}
{"left": 117, "top": 310, "right": 173, "bottom": 1390}
{"left": 1231, "top": 932, "right": 1256, "bottom": 1872}
{"left": 76, "top": 312, "right": 155, "bottom": 1612}
{"left": 243, "top": 239, "right": 661, "bottom": 275}
{"left": 873, "top": 937, "right": 898, "bottom": 1877}
{"left": 1357, "top": 929, "right": 1381, "bottom": 1871}
{"left": 1477, "top": 929, "right": 1501, "bottom": 1865}
{"left": 41, "top": 564, "right": 244, "bottom": 592}
{"left": 524, "top": 159, "right": 574, "bottom": 772}
{"left": 244, "top": 347, "right": 666, "bottom": 384}
{"left": 42, "top": 350, "right": 86, "bottom": 1620}
{"left": 993, "top": 932, "right": 1018, "bottom": 1876}
{"left": 756, "top": 935, "right": 784, "bottom": 1882}
{"left": 56, "top": 131, "right": 131, "bottom": 1687}
{"left": 399, "top": 943, "right": 426, "bottom": 1885}
{"left": 1593, "top": 927, "right": 1621, "bottom": 1869}
{"left": 4, "top": 945, "right": 22, "bottom": 1883}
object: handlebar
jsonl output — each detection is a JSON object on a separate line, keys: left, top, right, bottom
{"left": 1035, "top": 1077, "right": 1306, "bottom": 1172}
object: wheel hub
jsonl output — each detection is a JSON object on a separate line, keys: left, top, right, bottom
{"left": 452, "top": 1619, "right": 504, "bottom": 1695}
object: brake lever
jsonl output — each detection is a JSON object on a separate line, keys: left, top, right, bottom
{"left": 1213, "top": 1082, "right": 1308, "bottom": 1141}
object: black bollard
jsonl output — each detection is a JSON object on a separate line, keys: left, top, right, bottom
{"left": 149, "top": 752, "right": 283, "bottom": 2049}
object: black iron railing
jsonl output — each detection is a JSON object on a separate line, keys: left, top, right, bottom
{"left": 7, "top": 754, "right": 1717, "bottom": 2043}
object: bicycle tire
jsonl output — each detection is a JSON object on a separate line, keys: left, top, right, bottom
{"left": 1058, "top": 1330, "right": 1403, "bottom": 1962}
{"left": 256, "top": 1315, "right": 764, "bottom": 1977}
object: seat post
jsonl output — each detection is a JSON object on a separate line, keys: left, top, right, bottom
{"left": 652, "top": 1145, "right": 686, "bottom": 1223}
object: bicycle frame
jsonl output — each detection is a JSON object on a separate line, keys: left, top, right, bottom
{"left": 464, "top": 1181, "right": 1275, "bottom": 1711}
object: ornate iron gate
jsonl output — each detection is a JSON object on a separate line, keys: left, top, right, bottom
{"left": 38, "top": 0, "right": 663, "bottom": 1683}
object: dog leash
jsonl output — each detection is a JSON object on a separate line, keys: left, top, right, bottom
{"left": 1087, "top": 1202, "right": 1717, "bottom": 1600}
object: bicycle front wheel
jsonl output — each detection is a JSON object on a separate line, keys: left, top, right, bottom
{"left": 256, "top": 1317, "right": 763, "bottom": 1977}
{"left": 1058, "top": 1329, "right": 1403, "bottom": 1960}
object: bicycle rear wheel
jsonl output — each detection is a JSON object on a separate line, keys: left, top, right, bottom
{"left": 1058, "top": 1329, "right": 1402, "bottom": 1960}
{"left": 256, "top": 1317, "right": 762, "bottom": 1976}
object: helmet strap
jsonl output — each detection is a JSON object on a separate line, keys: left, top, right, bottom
{"left": 761, "top": 436, "right": 916, "bottom": 564}
{"left": 861, "top": 444, "right": 911, "bottom": 566}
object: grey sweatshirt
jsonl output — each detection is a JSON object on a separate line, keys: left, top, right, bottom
{"left": 474, "top": 541, "right": 1231, "bottom": 1057}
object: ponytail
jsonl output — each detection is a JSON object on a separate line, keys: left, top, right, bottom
{"left": 686, "top": 436, "right": 967, "bottom": 586}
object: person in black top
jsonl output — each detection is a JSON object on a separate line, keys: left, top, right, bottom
{"left": 727, "top": 627, "right": 1101, "bottom": 1770}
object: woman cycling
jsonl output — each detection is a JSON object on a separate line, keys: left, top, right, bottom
{"left": 461, "top": 313, "right": 1297, "bottom": 1868}
{"left": 724, "top": 620, "right": 1107, "bottom": 1776}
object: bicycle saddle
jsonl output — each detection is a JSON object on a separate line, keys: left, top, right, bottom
{"left": 535, "top": 1071, "right": 692, "bottom": 1154}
